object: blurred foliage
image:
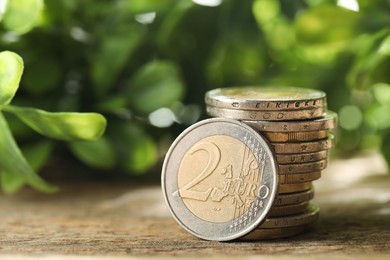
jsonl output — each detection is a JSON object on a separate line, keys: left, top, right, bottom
{"left": 0, "top": 0, "right": 389, "bottom": 193}
{"left": 0, "top": 51, "right": 106, "bottom": 193}
{"left": 0, "top": 0, "right": 107, "bottom": 193}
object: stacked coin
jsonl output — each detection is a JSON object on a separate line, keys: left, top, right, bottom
{"left": 205, "top": 87, "right": 337, "bottom": 240}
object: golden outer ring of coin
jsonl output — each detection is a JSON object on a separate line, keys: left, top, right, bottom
{"left": 205, "top": 87, "right": 326, "bottom": 111}
{"left": 273, "top": 189, "right": 315, "bottom": 206}
{"left": 278, "top": 160, "right": 327, "bottom": 174}
{"left": 279, "top": 171, "right": 321, "bottom": 184}
{"left": 244, "top": 111, "right": 337, "bottom": 132}
{"left": 278, "top": 182, "right": 312, "bottom": 194}
{"left": 271, "top": 136, "right": 334, "bottom": 154}
{"left": 276, "top": 150, "right": 328, "bottom": 165}
{"left": 206, "top": 106, "right": 326, "bottom": 121}
{"left": 267, "top": 202, "right": 309, "bottom": 217}
{"left": 258, "top": 204, "right": 319, "bottom": 229}
{"left": 241, "top": 224, "right": 310, "bottom": 240}
{"left": 262, "top": 130, "right": 328, "bottom": 142}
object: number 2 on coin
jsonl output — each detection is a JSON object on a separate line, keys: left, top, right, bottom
{"left": 178, "top": 142, "right": 220, "bottom": 201}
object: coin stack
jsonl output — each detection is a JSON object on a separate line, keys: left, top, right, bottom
{"left": 205, "top": 87, "right": 337, "bottom": 240}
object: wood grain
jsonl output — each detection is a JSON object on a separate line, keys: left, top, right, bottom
{"left": 0, "top": 153, "right": 389, "bottom": 259}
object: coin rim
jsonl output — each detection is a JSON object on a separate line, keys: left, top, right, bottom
{"left": 161, "top": 118, "right": 279, "bottom": 241}
{"left": 258, "top": 204, "right": 320, "bottom": 229}
{"left": 273, "top": 188, "right": 315, "bottom": 206}
{"left": 244, "top": 111, "right": 337, "bottom": 132}
{"left": 262, "top": 130, "right": 329, "bottom": 143}
{"left": 206, "top": 106, "right": 326, "bottom": 121}
{"left": 278, "top": 160, "right": 327, "bottom": 174}
{"left": 268, "top": 201, "right": 310, "bottom": 217}
{"left": 271, "top": 135, "right": 334, "bottom": 154}
{"left": 205, "top": 87, "right": 326, "bottom": 111}
{"left": 278, "top": 182, "right": 313, "bottom": 194}
{"left": 278, "top": 171, "right": 322, "bottom": 184}
{"left": 241, "top": 224, "right": 309, "bottom": 240}
{"left": 275, "top": 150, "right": 329, "bottom": 165}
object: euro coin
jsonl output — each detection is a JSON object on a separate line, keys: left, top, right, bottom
{"left": 262, "top": 130, "right": 328, "bottom": 142}
{"left": 278, "top": 160, "right": 327, "bottom": 174}
{"left": 162, "top": 118, "right": 279, "bottom": 241}
{"left": 273, "top": 189, "right": 315, "bottom": 206}
{"left": 278, "top": 182, "right": 312, "bottom": 194}
{"left": 279, "top": 171, "right": 321, "bottom": 184}
{"left": 206, "top": 106, "right": 325, "bottom": 121}
{"left": 258, "top": 204, "right": 319, "bottom": 229}
{"left": 241, "top": 225, "right": 310, "bottom": 240}
{"left": 205, "top": 87, "right": 326, "bottom": 111}
{"left": 271, "top": 136, "right": 334, "bottom": 154}
{"left": 268, "top": 202, "right": 309, "bottom": 217}
{"left": 244, "top": 111, "right": 337, "bottom": 132}
{"left": 276, "top": 150, "right": 328, "bottom": 164}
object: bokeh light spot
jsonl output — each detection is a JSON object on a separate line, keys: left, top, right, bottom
{"left": 148, "top": 108, "right": 175, "bottom": 128}
{"left": 339, "top": 105, "right": 363, "bottom": 130}
{"left": 373, "top": 83, "right": 390, "bottom": 105}
{"left": 337, "top": 0, "right": 359, "bottom": 12}
{"left": 135, "top": 12, "right": 156, "bottom": 24}
{"left": 192, "top": 0, "right": 222, "bottom": 7}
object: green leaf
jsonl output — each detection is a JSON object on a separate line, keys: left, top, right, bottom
{"left": 68, "top": 137, "right": 116, "bottom": 169}
{"left": 347, "top": 31, "right": 390, "bottom": 89}
{"left": 126, "top": 0, "right": 176, "bottom": 14}
{"left": 253, "top": 0, "right": 280, "bottom": 25}
{"left": 293, "top": 5, "right": 359, "bottom": 64}
{"left": 156, "top": 1, "right": 195, "bottom": 55}
{"left": 0, "top": 51, "right": 24, "bottom": 106}
{"left": 1, "top": 171, "right": 25, "bottom": 194}
{"left": 21, "top": 141, "right": 53, "bottom": 171}
{"left": 127, "top": 60, "right": 185, "bottom": 114}
{"left": 127, "top": 135, "right": 156, "bottom": 173}
{"left": 91, "top": 27, "right": 144, "bottom": 97}
{"left": 113, "top": 123, "right": 157, "bottom": 174}
{"left": 3, "top": 105, "right": 107, "bottom": 141}
{"left": 295, "top": 5, "right": 359, "bottom": 46}
{"left": 3, "top": 111, "right": 36, "bottom": 139}
{"left": 95, "top": 95, "right": 128, "bottom": 114}
{"left": 0, "top": 112, "right": 57, "bottom": 193}
{"left": 207, "top": 40, "right": 266, "bottom": 86}
{"left": 3, "top": 0, "right": 43, "bottom": 34}
{"left": 378, "top": 34, "right": 390, "bottom": 55}
{"left": 22, "top": 58, "right": 62, "bottom": 96}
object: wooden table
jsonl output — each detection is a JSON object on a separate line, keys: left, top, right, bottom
{"left": 1, "top": 153, "right": 390, "bottom": 259}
